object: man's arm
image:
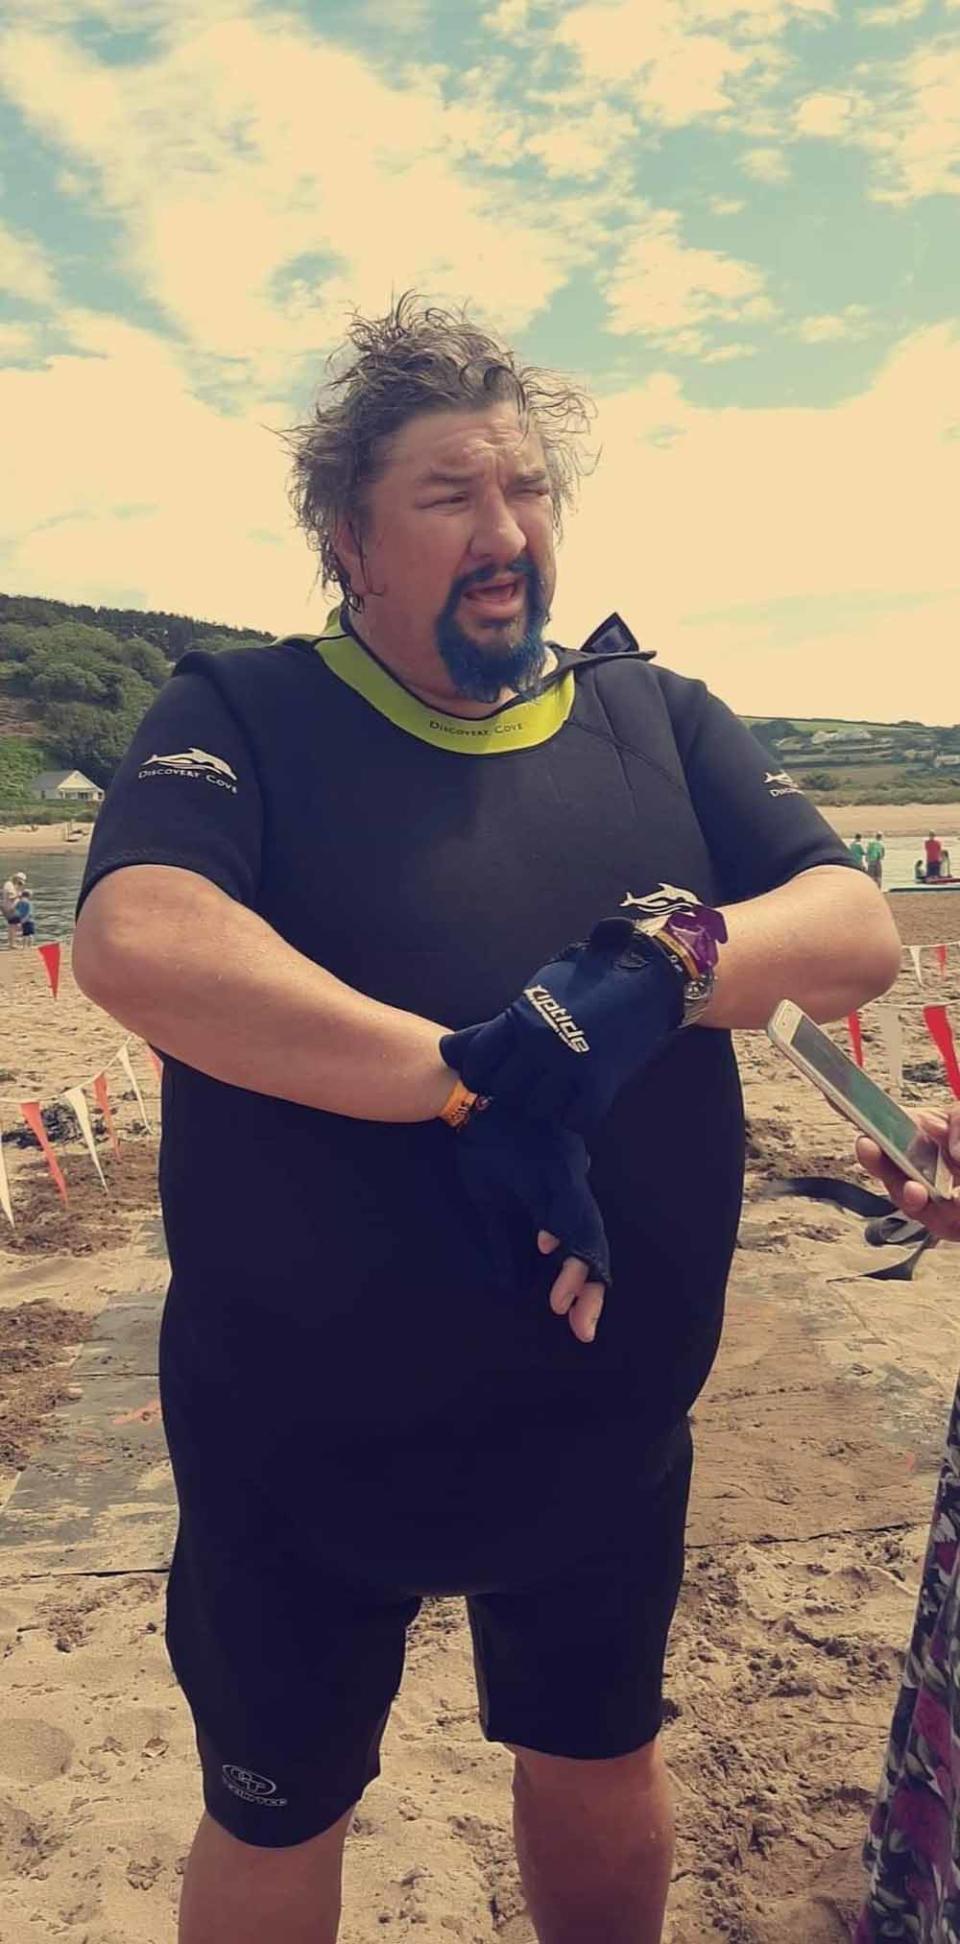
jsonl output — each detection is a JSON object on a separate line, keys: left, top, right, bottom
{"left": 73, "top": 865, "right": 453, "bottom": 1122}
{"left": 697, "top": 864, "right": 902, "bottom": 1030}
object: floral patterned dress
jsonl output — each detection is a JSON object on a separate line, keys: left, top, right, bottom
{"left": 857, "top": 1375, "right": 960, "bottom": 1941}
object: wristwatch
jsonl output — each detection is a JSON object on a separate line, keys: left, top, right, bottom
{"left": 590, "top": 895, "right": 727, "bottom": 1029}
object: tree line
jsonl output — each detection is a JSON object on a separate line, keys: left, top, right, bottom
{"left": 0, "top": 594, "right": 272, "bottom": 791}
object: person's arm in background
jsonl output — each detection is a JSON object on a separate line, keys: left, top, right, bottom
{"left": 856, "top": 1106, "right": 960, "bottom": 1240}
{"left": 658, "top": 673, "right": 902, "bottom": 1029}
{"left": 71, "top": 662, "right": 452, "bottom": 1123}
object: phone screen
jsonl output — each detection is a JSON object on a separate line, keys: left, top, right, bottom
{"left": 789, "top": 1013, "right": 943, "bottom": 1187}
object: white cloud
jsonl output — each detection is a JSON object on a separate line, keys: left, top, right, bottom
{"left": 0, "top": 20, "right": 586, "bottom": 388}
{"left": 0, "top": 217, "right": 57, "bottom": 304}
{"left": 796, "top": 42, "right": 960, "bottom": 203}
{"left": 740, "top": 145, "right": 790, "bottom": 182}
{"left": 794, "top": 90, "right": 854, "bottom": 137}
{"left": 796, "top": 307, "right": 872, "bottom": 343}
{"left": 0, "top": 311, "right": 314, "bottom": 629}
{"left": 555, "top": 324, "right": 960, "bottom": 719}
{"left": 602, "top": 206, "right": 774, "bottom": 349}
{"left": 708, "top": 194, "right": 746, "bottom": 214}
{"left": 860, "top": 0, "right": 928, "bottom": 23}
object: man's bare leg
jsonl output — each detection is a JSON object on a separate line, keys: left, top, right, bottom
{"left": 178, "top": 1805, "right": 353, "bottom": 1944}
{"left": 510, "top": 1737, "right": 674, "bottom": 1944}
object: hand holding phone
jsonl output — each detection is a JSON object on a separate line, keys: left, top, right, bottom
{"left": 855, "top": 1108, "right": 960, "bottom": 1242}
{"left": 766, "top": 1000, "right": 956, "bottom": 1204}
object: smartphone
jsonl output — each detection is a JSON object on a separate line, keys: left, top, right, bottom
{"left": 766, "top": 999, "right": 955, "bottom": 1202}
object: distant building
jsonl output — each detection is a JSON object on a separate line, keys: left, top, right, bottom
{"left": 33, "top": 768, "right": 104, "bottom": 804}
{"left": 774, "top": 736, "right": 807, "bottom": 752}
{"left": 934, "top": 753, "right": 960, "bottom": 768}
{"left": 810, "top": 727, "right": 873, "bottom": 746}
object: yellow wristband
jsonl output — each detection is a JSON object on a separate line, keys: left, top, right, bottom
{"left": 438, "top": 1077, "right": 480, "bottom": 1130}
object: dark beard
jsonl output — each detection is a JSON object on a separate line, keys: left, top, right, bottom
{"left": 435, "top": 568, "right": 550, "bottom": 703}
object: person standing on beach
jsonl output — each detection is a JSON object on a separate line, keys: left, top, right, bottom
{"left": 848, "top": 833, "right": 867, "bottom": 870}
{"left": 925, "top": 832, "right": 944, "bottom": 880}
{"left": 865, "top": 833, "right": 885, "bottom": 887}
{"left": 851, "top": 1107, "right": 960, "bottom": 1940}
{"left": 72, "top": 292, "right": 901, "bottom": 1944}
{"left": 1, "top": 870, "right": 28, "bottom": 946}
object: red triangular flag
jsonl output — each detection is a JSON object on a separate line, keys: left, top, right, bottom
{"left": 922, "top": 1005, "right": 960, "bottom": 1099}
{"left": 37, "top": 941, "right": 61, "bottom": 1000}
{"left": 846, "top": 1012, "right": 864, "bottom": 1069}
{"left": 19, "top": 1102, "right": 68, "bottom": 1204}
{"left": 935, "top": 944, "right": 948, "bottom": 978}
{"left": 93, "top": 1073, "right": 121, "bottom": 1158}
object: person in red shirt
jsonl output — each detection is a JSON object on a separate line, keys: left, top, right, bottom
{"left": 925, "top": 832, "right": 944, "bottom": 879}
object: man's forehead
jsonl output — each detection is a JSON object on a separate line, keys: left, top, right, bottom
{"left": 391, "top": 406, "right": 546, "bottom": 480}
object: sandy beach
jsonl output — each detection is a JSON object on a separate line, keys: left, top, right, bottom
{"left": 0, "top": 823, "right": 92, "bottom": 854}
{"left": 1, "top": 907, "right": 960, "bottom": 1941}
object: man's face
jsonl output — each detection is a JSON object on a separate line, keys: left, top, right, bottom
{"left": 337, "top": 402, "right": 558, "bottom": 702}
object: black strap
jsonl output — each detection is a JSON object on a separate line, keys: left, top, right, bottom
{"left": 757, "top": 1175, "right": 940, "bottom": 1281}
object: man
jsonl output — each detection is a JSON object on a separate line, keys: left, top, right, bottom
{"left": 848, "top": 833, "right": 866, "bottom": 870}
{"left": 865, "top": 832, "right": 885, "bottom": 887}
{"left": 925, "top": 831, "right": 944, "bottom": 880}
{"left": 852, "top": 1107, "right": 960, "bottom": 1939}
{"left": 72, "top": 292, "right": 901, "bottom": 1944}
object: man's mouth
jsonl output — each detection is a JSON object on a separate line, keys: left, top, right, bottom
{"left": 462, "top": 578, "right": 524, "bottom": 616}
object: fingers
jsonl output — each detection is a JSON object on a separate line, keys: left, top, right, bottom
{"left": 548, "top": 1254, "right": 605, "bottom": 1342}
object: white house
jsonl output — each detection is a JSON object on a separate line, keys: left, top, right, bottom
{"left": 810, "top": 727, "right": 873, "bottom": 747}
{"left": 33, "top": 769, "right": 104, "bottom": 804}
{"left": 934, "top": 753, "right": 960, "bottom": 768}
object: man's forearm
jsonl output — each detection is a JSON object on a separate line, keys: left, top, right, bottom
{"left": 698, "top": 865, "right": 902, "bottom": 1030}
{"left": 72, "top": 866, "right": 453, "bottom": 1122}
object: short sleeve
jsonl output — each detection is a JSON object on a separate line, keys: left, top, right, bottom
{"left": 658, "top": 669, "right": 859, "bottom": 904}
{"left": 77, "top": 661, "right": 262, "bottom": 918}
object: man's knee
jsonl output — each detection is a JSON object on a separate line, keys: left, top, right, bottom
{"left": 509, "top": 1734, "right": 665, "bottom": 1808}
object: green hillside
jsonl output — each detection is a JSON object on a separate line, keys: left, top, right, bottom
{"left": 0, "top": 592, "right": 272, "bottom": 812}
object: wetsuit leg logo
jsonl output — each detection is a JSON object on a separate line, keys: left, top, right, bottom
{"left": 221, "top": 1764, "right": 289, "bottom": 1807}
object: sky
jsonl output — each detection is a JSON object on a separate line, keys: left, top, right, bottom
{"left": 1, "top": 0, "right": 958, "bottom": 723}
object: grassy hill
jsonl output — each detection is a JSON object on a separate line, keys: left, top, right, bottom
{"left": 0, "top": 592, "right": 272, "bottom": 814}
{"left": 1, "top": 593, "right": 958, "bottom": 812}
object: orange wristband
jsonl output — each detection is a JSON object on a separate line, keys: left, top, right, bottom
{"left": 438, "top": 1077, "right": 480, "bottom": 1130}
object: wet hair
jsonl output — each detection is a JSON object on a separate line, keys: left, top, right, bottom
{"left": 283, "top": 289, "right": 600, "bottom": 611}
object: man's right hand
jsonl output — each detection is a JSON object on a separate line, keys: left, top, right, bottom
{"left": 452, "top": 1103, "right": 610, "bottom": 1343}
{"left": 855, "top": 1105, "right": 960, "bottom": 1243}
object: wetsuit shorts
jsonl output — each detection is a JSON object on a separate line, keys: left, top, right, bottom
{"left": 159, "top": 1295, "right": 693, "bottom": 1849}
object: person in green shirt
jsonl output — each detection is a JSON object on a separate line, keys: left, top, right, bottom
{"left": 865, "top": 833, "right": 885, "bottom": 886}
{"left": 847, "top": 833, "right": 866, "bottom": 870}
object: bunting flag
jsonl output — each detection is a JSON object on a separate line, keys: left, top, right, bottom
{"left": 846, "top": 1011, "right": 864, "bottom": 1068}
{"left": 62, "top": 1086, "right": 107, "bottom": 1191}
{"left": 875, "top": 1006, "right": 905, "bottom": 1094}
{"left": 93, "top": 1072, "right": 120, "bottom": 1159}
{"left": 37, "top": 941, "right": 61, "bottom": 1000}
{"left": 936, "top": 943, "right": 949, "bottom": 978}
{"left": 923, "top": 1006, "right": 960, "bottom": 1099}
{"left": 117, "top": 1044, "right": 151, "bottom": 1135}
{"left": 909, "top": 945, "right": 924, "bottom": 986}
{"left": 19, "top": 1102, "right": 68, "bottom": 1205}
{"left": 0, "top": 1117, "right": 13, "bottom": 1229}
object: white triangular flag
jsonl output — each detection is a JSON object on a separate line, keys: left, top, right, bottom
{"left": 117, "top": 1043, "right": 151, "bottom": 1135}
{"left": 875, "top": 1006, "right": 904, "bottom": 1094}
{"left": 909, "top": 945, "right": 924, "bottom": 986}
{"left": 0, "top": 1116, "right": 13, "bottom": 1229}
{"left": 63, "top": 1085, "right": 107, "bottom": 1191}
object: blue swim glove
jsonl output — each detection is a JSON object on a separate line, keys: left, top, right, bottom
{"left": 454, "top": 1103, "right": 611, "bottom": 1291}
{"left": 441, "top": 915, "right": 694, "bottom": 1137}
